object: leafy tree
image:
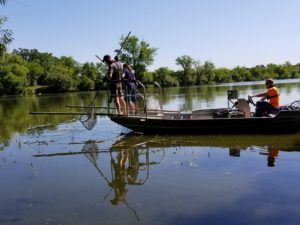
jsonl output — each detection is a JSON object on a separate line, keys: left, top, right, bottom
{"left": 141, "top": 71, "right": 153, "bottom": 82}
{"left": 231, "top": 66, "right": 252, "bottom": 82}
{"left": 13, "top": 49, "right": 54, "bottom": 85}
{"left": 81, "top": 62, "right": 97, "bottom": 81}
{"left": 117, "top": 35, "right": 158, "bottom": 79}
{"left": 77, "top": 76, "right": 94, "bottom": 91}
{"left": 282, "top": 61, "right": 293, "bottom": 79}
{"left": 0, "top": 0, "right": 10, "bottom": 53}
{"left": 45, "top": 74, "right": 73, "bottom": 92}
{"left": 194, "top": 60, "right": 204, "bottom": 85}
{"left": 0, "top": 54, "right": 28, "bottom": 94}
{"left": 214, "top": 68, "right": 231, "bottom": 83}
{"left": 50, "top": 63, "right": 71, "bottom": 78}
{"left": 94, "top": 62, "right": 107, "bottom": 89}
{"left": 175, "top": 55, "right": 195, "bottom": 86}
{"left": 13, "top": 48, "right": 41, "bottom": 62}
{"left": 200, "top": 61, "right": 215, "bottom": 84}
{"left": 75, "top": 62, "right": 98, "bottom": 91}
{"left": 59, "top": 56, "right": 79, "bottom": 75}
{"left": 290, "top": 63, "right": 300, "bottom": 78}
{"left": 0, "top": 16, "right": 13, "bottom": 58}
{"left": 266, "top": 63, "right": 286, "bottom": 79}
{"left": 0, "top": 70, "right": 27, "bottom": 95}
{"left": 27, "top": 61, "right": 44, "bottom": 85}
{"left": 250, "top": 65, "right": 267, "bottom": 80}
{"left": 153, "top": 67, "right": 179, "bottom": 87}
{"left": 35, "top": 52, "right": 53, "bottom": 85}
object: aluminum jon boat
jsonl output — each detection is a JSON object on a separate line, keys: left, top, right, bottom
{"left": 31, "top": 81, "right": 300, "bottom": 134}
{"left": 107, "top": 82, "right": 300, "bottom": 134}
{"left": 109, "top": 107, "right": 300, "bottom": 134}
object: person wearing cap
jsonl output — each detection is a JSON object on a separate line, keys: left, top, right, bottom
{"left": 103, "top": 55, "right": 127, "bottom": 114}
{"left": 250, "top": 78, "right": 280, "bottom": 117}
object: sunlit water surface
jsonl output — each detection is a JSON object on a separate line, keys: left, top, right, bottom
{"left": 1, "top": 79, "right": 300, "bottom": 225}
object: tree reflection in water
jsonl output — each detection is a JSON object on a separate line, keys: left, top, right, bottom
{"left": 82, "top": 141, "right": 165, "bottom": 221}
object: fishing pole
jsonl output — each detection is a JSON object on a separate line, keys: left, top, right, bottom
{"left": 95, "top": 31, "right": 132, "bottom": 62}
{"left": 115, "top": 31, "right": 132, "bottom": 58}
{"left": 95, "top": 54, "right": 103, "bottom": 62}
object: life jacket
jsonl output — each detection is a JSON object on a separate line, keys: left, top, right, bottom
{"left": 267, "top": 86, "right": 280, "bottom": 108}
{"left": 111, "top": 62, "right": 123, "bottom": 81}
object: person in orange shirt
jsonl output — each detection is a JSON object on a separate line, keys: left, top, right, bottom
{"left": 250, "top": 78, "right": 280, "bottom": 117}
{"left": 267, "top": 148, "right": 279, "bottom": 167}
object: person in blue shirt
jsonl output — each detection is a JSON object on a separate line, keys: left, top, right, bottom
{"left": 123, "top": 64, "right": 138, "bottom": 114}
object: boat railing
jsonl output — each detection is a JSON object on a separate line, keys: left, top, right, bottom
{"left": 106, "top": 80, "right": 174, "bottom": 118}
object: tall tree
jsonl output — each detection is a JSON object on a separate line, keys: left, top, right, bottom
{"left": 0, "top": 0, "right": 7, "bottom": 5}
{"left": 0, "top": 16, "right": 13, "bottom": 58}
{"left": 175, "top": 55, "right": 195, "bottom": 86}
{"left": 0, "top": 0, "right": 10, "bottom": 55}
{"left": 201, "top": 61, "right": 215, "bottom": 84}
{"left": 153, "top": 67, "right": 178, "bottom": 87}
{"left": 116, "top": 35, "right": 157, "bottom": 80}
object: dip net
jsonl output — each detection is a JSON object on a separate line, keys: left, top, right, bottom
{"left": 144, "top": 94, "right": 163, "bottom": 112}
{"left": 82, "top": 141, "right": 99, "bottom": 165}
{"left": 79, "top": 92, "right": 98, "bottom": 130}
{"left": 79, "top": 106, "right": 97, "bottom": 130}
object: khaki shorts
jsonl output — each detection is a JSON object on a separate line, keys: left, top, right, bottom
{"left": 110, "top": 83, "right": 123, "bottom": 97}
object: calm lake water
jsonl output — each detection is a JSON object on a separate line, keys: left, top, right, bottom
{"left": 1, "top": 79, "right": 300, "bottom": 225}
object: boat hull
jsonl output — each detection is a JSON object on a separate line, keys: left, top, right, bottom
{"left": 109, "top": 112, "right": 300, "bottom": 134}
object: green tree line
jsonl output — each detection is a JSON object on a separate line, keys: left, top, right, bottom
{"left": 1, "top": 47, "right": 300, "bottom": 95}
{"left": 0, "top": 48, "right": 109, "bottom": 95}
{"left": 154, "top": 56, "right": 300, "bottom": 87}
{"left": 1, "top": 1, "right": 300, "bottom": 95}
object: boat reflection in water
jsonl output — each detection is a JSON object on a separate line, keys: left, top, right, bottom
{"left": 108, "top": 132, "right": 300, "bottom": 168}
{"left": 81, "top": 133, "right": 300, "bottom": 208}
{"left": 266, "top": 148, "right": 280, "bottom": 167}
{"left": 33, "top": 133, "right": 300, "bottom": 222}
{"left": 82, "top": 140, "right": 165, "bottom": 220}
{"left": 229, "top": 147, "right": 280, "bottom": 167}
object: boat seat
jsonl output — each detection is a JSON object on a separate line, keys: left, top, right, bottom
{"left": 237, "top": 99, "right": 251, "bottom": 118}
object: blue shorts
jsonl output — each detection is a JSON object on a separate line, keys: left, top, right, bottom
{"left": 125, "top": 85, "right": 137, "bottom": 102}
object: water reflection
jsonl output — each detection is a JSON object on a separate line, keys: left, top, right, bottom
{"left": 230, "top": 147, "right": 280, "bottom": 167}
{"left": 110, "top": 133, "right": 300, "bottom": 169}
{"left": 258, "top": 147, "right": 280, "bottom": 167}
{"left": 3, "top": 131, "right": 300, "bottom": 225}
{"left": 82, "top": 141, "right": 165, "bottom": 220}
{"left": 1, "top": 79, "right": 300, "bottom": 225}
{"left": 229, "top": 147, "right": 241, "bottom": 157}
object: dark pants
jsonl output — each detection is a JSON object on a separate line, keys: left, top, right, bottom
{"left": 255, "top": 101, "right": 278, "bottom": 117}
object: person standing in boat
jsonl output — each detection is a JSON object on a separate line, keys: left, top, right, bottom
{"left": 123, "top": 63, "right": 138, "bottom": 114}
{"left": 103, "top": 55, "right": 127, "bottom": 114}
{"left": 250, "top": 78, "right": 280, "bottom": 117}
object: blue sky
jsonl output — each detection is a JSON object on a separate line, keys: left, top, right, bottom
{"left": 1, "top": 0, "right": 300, "bottom": 71}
